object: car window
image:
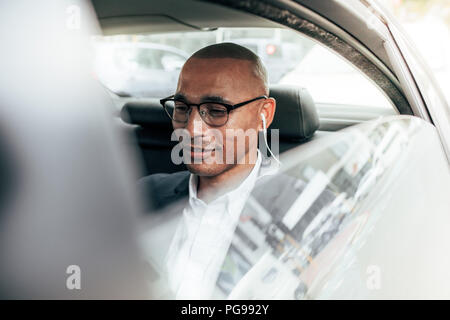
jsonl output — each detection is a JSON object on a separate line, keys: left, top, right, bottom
{"left": 279, "top": 44, "right": 394, "bottom": 108}
{"left": 215, "top": 117, "right": 431, "bottom": 299}
{"left": 160, "top": 52, "right": 186, "bottom": 71}
{"left": 134, "top": 48, "right": 162, "bottom": 70}
{"left": 140, "top": 116, "right": 439, "bottom": 299}
{"left": 265, "top": 43, "right": 282, "bottom": 59}
{"left": 92, "top": 28, "right": 395, "bottom": 112}
{"left": 235, "top": 42, "right": 258, "bottom": 55}
{"left": 112, "top": 47, "right": 138, "bottom": 71}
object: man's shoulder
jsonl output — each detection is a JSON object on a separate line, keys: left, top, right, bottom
{"left": 139, "top": 170, "right": 190, "bottom": 189}
{"left": 138, "top": 170, "right": 190, "bottom": 211}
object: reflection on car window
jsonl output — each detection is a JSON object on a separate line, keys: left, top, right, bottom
{"left": 139, "top": 117, "right": 424, "bottom": 299}
{"left": 92, "top": 28, "right": 394, "bottom": 110}
{"left": 208, "top": 117, "right": 421, "bottom": 299}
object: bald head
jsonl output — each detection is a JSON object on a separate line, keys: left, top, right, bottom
{"left": 188, "top": 42, "right": 268, "bottom": 95}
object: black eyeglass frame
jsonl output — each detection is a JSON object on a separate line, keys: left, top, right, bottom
{"left": 160, "top": 95, "right": 268, "bottom": 126}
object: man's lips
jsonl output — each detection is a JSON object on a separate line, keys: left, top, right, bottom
{"left": 189, "top": 146, "right": 217, "bottom": 158}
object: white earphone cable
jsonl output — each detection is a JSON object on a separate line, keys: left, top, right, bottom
{"left": 261, "top": 114, "right": 281, "bottom": 165}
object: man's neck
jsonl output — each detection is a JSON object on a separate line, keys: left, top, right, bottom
{"left": 197, "top": 151, "right": 258, "bottom": 204}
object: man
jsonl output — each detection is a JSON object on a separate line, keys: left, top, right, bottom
{"left": 139, "top": 42, "right": 280, "bottom": 299}
{"left": 163, "top": 41, "right": 277, "bottom": 202}
{"left": 139, "top": 43, "right": 336, "bottom": 300}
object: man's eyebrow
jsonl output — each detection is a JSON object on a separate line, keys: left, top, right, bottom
{"left": 173, "top": 93, "right": 187, "bottom": 101}
{"left": 173, "top": 93, "right": 233, "bottom": 105}
{"left": 200, "top": 95, "right": 232, "bottom": 104}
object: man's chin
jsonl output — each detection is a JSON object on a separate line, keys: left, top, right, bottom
{"left": 186, "top": 163, "right": 231, "bottom": 177}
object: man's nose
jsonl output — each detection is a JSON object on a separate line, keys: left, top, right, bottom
{"left": 185, "top": 107, "right": 207, "bottom": 137}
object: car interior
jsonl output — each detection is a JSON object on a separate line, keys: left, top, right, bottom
{"left": 2, "top": 0, "right": 450, "bottom": 300}
{"left": 91, "top": 0, "right": 410, "bottom": 178}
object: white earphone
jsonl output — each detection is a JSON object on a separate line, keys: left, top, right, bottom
{"left": 260, "top": 113, "right": 281, "bottom": 165}
{"left": 261, "top": 113, "right": 267, "bottom": 132}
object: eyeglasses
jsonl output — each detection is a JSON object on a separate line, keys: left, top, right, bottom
{"left": 160, "top": 95, "right": 268, "bottom": 127}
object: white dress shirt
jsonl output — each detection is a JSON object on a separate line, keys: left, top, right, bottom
{"left": 165, "top": 150, "right": 264, "bottom": 299}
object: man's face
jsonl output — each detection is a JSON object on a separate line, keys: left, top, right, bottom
{"left": 174, "top": 57, "right": 264, "bottom": 177}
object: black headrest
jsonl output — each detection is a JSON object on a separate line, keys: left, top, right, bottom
{"left": 120, "top": 98, "right": 170, "bottom": 129}
{"left": 269, "top": 85, "right": 319, "bottom": 141}
{"left": 121, "top": 86, "right": 319, "bottom": 141}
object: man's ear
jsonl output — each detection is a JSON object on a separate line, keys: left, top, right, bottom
{"left": 259, "top": 97, "right": 276, "bottom": 131}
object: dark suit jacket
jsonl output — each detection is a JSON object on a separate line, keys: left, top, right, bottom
{"left": 139, "top": 170, "right": 190, "bottom": 212}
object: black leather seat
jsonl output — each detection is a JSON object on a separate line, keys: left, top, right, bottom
{"left": 121, "top": 85, "right": 320, "bottom": 176}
